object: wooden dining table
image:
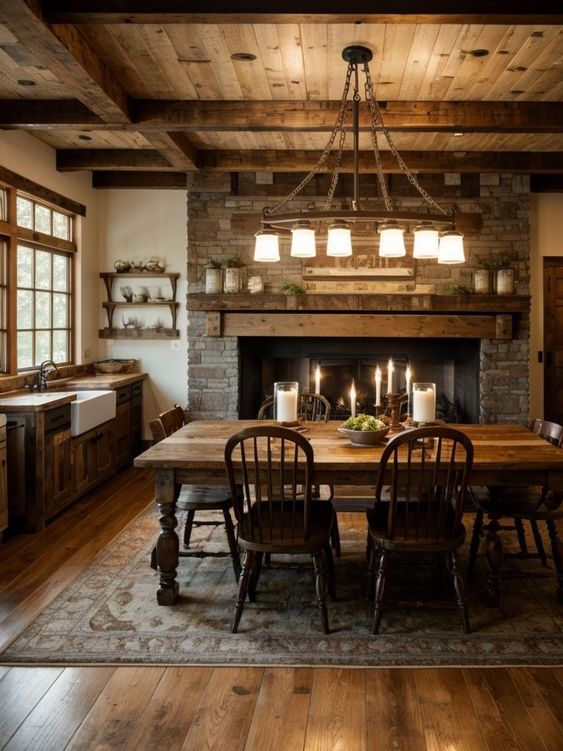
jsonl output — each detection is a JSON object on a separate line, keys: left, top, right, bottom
{"left": 134, "top": 420, "right": 563, "bottom": 606}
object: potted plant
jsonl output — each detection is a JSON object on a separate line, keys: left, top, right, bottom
{"left": 204, "top": 258, "right": 223, "bottom": 294}
{"left": 473, "top": 258, "right": 494, "bottom": 295}
{"left": 224, "top": 257, "right": 245, "bottom": 293}
{"left": 495, "top": 255, "right": 516, "bottom": 295}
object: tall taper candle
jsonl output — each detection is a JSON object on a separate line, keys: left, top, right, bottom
{"left": 314, "top": 365, "right": 321, "bottom": 394}
{"left": 375, "top": 364, "right": 382, "bottom": 407}
{"left": 405, "top": 364, "right": 412, "bottom": 416}
{"left": 350, "top": 382, "right": 357, "bottom": 418}
{"left": 387, "top": 358, "right": 394, "bottom": 394}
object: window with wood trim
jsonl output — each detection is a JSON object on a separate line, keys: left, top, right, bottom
{"left": 0, "top": 182, "right": 77, "bottom": 374}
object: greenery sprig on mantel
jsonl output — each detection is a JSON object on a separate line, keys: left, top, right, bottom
{"left": 225, "top": 256, "right": 245, "bottom": 268}
{"left": 280, "top": 280, "right": 306, "bottom": 294}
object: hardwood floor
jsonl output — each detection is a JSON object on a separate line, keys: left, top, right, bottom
{"left": 1, "top": 467, "right": 562, "bottom": 751}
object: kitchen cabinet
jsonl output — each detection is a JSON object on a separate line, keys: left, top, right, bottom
{"left": 44, "top": 406, "right": 73, "bottom": 519}
{"left": 99, "top": 272, "right": 180, "bottom": 339}
{"left": 72, "top": 420, "right": 115, "bottom": 496}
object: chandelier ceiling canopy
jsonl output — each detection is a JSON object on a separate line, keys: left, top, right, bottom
{"left": 254, "top": 45, "right": 465, "bottom": 266}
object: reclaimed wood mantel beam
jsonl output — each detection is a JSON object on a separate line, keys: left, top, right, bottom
{"left": 43, "top": 2, "right": 563, "bottom": 25}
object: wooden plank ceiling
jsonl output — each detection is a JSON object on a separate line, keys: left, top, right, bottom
{"left": 0, "top": 2, "right": 562, "bottom": 186}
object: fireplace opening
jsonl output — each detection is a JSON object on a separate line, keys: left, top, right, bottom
{"left": 240, "top": 337, "right": 480, "bottom": 423}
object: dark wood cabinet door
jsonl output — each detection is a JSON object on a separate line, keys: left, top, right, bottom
{"left": 114, "top": 401, "right": 131, "bottom": 467}
{"left": 544, "top": 259, "right": 563, "bottom": 424}
{"left": 72, "top": 430, "right": 96, "bottom": 496}
{"left": 95, "top": 422, "right": 114, "bottom": 478}
{"left": 45, "top": 427, "right": 73, "bottom": 517}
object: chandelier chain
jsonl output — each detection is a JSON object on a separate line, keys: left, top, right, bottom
{"left": 363, "top": 63, "right": 449, "bottom": 217}
{"left": 264, "top": 64, "right": 354, "bottom": 218}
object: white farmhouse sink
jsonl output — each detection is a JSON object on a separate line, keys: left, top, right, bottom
{"left": 57, "top": 390, "right": 117, "bottom": 436}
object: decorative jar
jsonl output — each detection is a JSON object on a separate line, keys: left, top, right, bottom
{"left": 274, "top": 382, "right": 299, "bottom": 423}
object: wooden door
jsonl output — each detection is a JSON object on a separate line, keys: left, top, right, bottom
{"left": 45, "top": 427, "right": 73, "bottom": 517}
{"left": 72, "top": 429, "right": 96, "bottom": 496}
{"left": 114, "top": 401, "right": 131, "bottom": 467}
{"left": 95, "top": 421, "right": 114, "bottom": 478}
{"left": 543, "top": 258, "right": 563, "bottom": 424}
{"left": 0, "top": 438, "right": 7, "bottom": 532}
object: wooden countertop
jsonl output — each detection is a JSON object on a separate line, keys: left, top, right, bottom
{"left": 0, "top": 392, "right": 76, "bottom": 412}
{"left": 62, "top": 373, "right": 146, "bottom": 389}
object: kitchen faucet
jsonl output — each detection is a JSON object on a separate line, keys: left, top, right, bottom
{"left": 38, "top": 359, "right": 60, "bottom": 391}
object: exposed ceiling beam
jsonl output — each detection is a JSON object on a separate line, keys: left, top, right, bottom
{"left": 92, "top": 172, "right": 188, "bottom": 189}
{"left": 56, "top": 148, "right": 563, "bottom": 174}
{"left": 0, "top": 0, "right": 131, "bottom": 123}
{"left": 142, "top": 132, "right": 201, "bottom": 171}
{"left": 3, "top": 99, "right": 563, "bottom": 135}
{"left": 0, "top": 1, "right": 200, "bottom": 169}
{"left": 56, "top": 149, "right": 172, "bottom": 171}
{"left": 133, "top": 100, "right": 563, "bottom": 134}
{"left": 43, "top": 2, "right": 563, "bottom": 25}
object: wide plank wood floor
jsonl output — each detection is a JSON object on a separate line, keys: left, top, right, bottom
{"left": 0, "top": 466, "right": 562, "bottom": 751}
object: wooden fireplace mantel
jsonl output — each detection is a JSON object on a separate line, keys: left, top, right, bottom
{"left": 187, "top": 293, "right": 530, "bottom": 340}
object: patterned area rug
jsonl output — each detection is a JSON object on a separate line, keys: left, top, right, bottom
{"left": 2, "top": 507, "right": 562, "bottom": 666}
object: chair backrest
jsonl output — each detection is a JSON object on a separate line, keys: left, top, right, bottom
{"left": 224, "top": 425, "right": 315, "bottom": 544}
{"left": 374, "top": 426, "right": 474, "bottom": 542}
{"left": 531, "top": 418, "right": 563, "bottom": 447}
{"left": 257, "top": 393, "right": 331, "bottom": 422}
{"left": 149, "top": 405, "right": 187, "bottom": 444}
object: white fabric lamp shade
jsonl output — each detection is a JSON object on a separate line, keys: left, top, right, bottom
{"left": 378, "top": 223, "right": 406, "bottom": 257}
{"left": 254, "top": 229, "right": 280, "bottom": 262}
{"left": 438, "top": 231, "right": 465, "bottom": 264}
{"left": 326, "top": 222, "right": 352, "bottom": 257}
{"left": 290, "top": 221, "right": 316, "bottom": 257}
{"left": 413, "top": 224, "right": 440, "bottom": 259}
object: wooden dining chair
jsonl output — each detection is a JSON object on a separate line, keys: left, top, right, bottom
{"left": 467, "top": 418, "right": 563, "bottom": 603}
{"left": 366, "top": 426, "right": 474, "bottom": 634}
{"left": 257, "top": 391, "right": 340, "bottom": 556}
{"left": 224, "top": 425, "right": 337, "bottom": 634}
{"left": 149, "top": 405, "right": 240, "bottom": 581}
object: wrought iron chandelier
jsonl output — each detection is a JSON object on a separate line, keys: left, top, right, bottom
{"left": 254, "top": 45, "right": 464, "bottom": 265}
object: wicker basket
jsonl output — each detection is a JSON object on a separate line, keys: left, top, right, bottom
{"left": 93, "top": 359, "right": 137, "bottom": 374}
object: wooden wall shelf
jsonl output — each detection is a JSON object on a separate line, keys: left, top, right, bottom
{"left": 99, "top": 328, "right": 180, "bottom": 340}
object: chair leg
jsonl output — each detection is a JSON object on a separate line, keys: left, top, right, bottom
{"left": 183, "top": 509, "right": 196, "bottom": 549}
{"left": 231, "top": 549, "right": 254, "bottom": 634}
{"left": 248, "top": 552, "right": 263, "bottom": 602}
{"left": 324, "top": 544, "right": 337, "bottom": 601}
{"left": 530, "top": 519, "right": 548, "bottom": 567}
{"left": 150, "top": 545, "right": 158, "bottom": 571}
{"left": 331, "top": 514, "right": 342, "bottom": 558}
{"left": 366, "top": 539, "right": 376, "bottom": 601}
{"left": 514, "top": 517, "right": 529, "bottom": 556}
{"left": 222, "top": 508, "right": 241, "bottom": 581}
{"left": 372, "top": 549, "right": 389, "bottom": 635}
{"left": 450, "top": 550, "right": 470, "bottom": 634}
{"left": 467, "top": 509, "right": 483, "bottom": 582}
{"left": 312, "top": 551, "right": 330, "bottom": 634}
{"left": 546, "top": 519, "right": 563, "bottom": 604}
{"left": 483, "top": 517, "right": 504, "bottom": 608}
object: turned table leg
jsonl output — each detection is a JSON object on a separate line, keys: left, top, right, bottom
{"left": 155, "top": 469, "right": 180, "bottom": 605}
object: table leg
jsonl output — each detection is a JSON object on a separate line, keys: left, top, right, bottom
{"left": 483, "top": 517, "right": 504, "bottom": 607}
{"left": 155, "top": 469, "right": 179, "bottom": 605}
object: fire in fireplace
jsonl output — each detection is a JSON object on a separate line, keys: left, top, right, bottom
{"left": 240, "top": 337, "right": 480, "bottom": 423}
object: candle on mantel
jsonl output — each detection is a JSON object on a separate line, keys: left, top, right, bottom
{"left": 314, "top": 365, "right": 321, "bottom": 395}
{"left": 405, "top": 364, "right": 412, "bottom": 415}
{"left": 350, "top": 382, "right": 357, "bottom": 418}
{"left": 375, "top": 365, "right": 382, "bottom": 407}
{"left": 387, "top": 358, "right": 394, "bottom": 394}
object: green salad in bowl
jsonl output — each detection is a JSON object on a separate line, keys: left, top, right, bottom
{"left": 338, "top": 413, "right": 390, "bottom": 445}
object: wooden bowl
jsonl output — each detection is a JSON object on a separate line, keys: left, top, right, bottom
{"left": 338, "top": 425, "right": 390, "bottom": 446}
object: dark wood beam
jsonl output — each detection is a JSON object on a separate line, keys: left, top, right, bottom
{"left": 199, "top": 150, "right": 563, "bottom": 174}
{"left": 133, "top": 100, "right": 563, "bottom": 134}
{"left": 142, "top": 131, "right": 200, "bottom": 170}
{"left": 0, "top": 0, "right": 131, "bottom": 123}
{"left": 92, "top": 172, "right": 188, "bottom": 189}
{"left": 530, "top": 175, "right": 563, "bottom": 192}
{"left": 0, "top": 100, "right": 104, "bottom": 128}
{"left": 43, "top": 2, "right": 563, "bottom": 24}
{"left": 56, "top": 149, "right": 172, "bottom": 171}
{"left": 0, "top": 165, "right": 86, "bottom": 215}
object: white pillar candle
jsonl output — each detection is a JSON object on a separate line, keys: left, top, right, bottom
{"left": 387, "top": 358, "right": 394, "bottom": 394}
{"left": 412, "top": 384, "right": 436, "bottom": 423}
{"left": 375, "top": 365, "right": 382, "bottom": 407}
{"left": 405, "top": 365, "right": 412, "bottom": 415}
{"left": 350, "top": 382, "right": 357, "bottom": 418}
{"left": 276, "top": 389, "right": 298, "bottom": 422}
{"left": 314, "top": 365, "right": 321, "bottom": 394}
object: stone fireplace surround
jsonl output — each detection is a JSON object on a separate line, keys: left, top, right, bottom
{"left": 186, "top": 173, "right": 531, "bottom": 425}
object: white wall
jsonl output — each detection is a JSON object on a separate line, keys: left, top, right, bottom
{"left": 98, "top": 190, "right": 188, "bottom": 430}
{"left": 529, "top": 193, "right": 563, "bottom": 418}
{"left": 0, "top": 130, "right": 101, "bottom": 362}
